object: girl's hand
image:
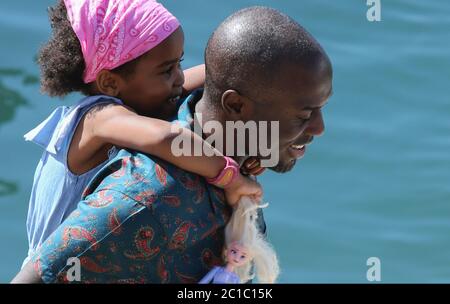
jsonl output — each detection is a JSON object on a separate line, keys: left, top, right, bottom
{"left": 241, "top": 157, "right": 266, "bottom": 176}
{"left": 224, "top": 173, "right": 263, "bottom": 208}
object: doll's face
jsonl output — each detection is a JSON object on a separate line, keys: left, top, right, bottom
{"left": 227, "top": 242, "right": 251, "bottom": 267}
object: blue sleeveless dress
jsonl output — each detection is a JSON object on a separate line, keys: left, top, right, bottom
{"left": 23, "top": 95, "right": 123, "bottom": 264}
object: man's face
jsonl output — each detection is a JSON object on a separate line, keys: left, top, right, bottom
{"left": 249, "top": 58, "right": 333, "bottom": 173}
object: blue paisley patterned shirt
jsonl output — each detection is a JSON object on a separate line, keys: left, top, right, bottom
{"left": 31, "top": 91, "right": 240, "bottom": 283}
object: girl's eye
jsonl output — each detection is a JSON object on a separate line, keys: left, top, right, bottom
{"left": 164, "top": 58, "right": 184, "bottom": 75}
{"left": 231, "top": 249, "right": 236, "bottom": 254}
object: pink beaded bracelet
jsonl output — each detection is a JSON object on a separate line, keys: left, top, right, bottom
{"left": 206, "top": 156, "right": 239, "bottom": 188}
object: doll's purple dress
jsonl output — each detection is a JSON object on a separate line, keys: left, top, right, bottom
{"left": 199, "top": 266, "right": 240, "bottom": 284}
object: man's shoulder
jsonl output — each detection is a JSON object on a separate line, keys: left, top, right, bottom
{"left": 82, "top": 149, "right": 153, "bottom": 197}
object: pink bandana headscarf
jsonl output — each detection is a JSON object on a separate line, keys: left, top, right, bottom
{"left": 64, "top": 0, "right": 180, "bottom": 83}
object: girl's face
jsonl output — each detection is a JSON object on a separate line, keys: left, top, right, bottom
{"left": 227, "top": 242, "right": 251, "bottom": 268}
{"left": 117, "top": 27, "right": 185, "bottom": 119}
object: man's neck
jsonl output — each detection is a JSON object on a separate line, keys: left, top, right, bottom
{"left": 193, "top": 93, "right": 212, "bottom": 127}
{"left": 194, "top": 91, "right": 220, "bottom": 143}
{"left": 194, "top": 92, "right": 246, "bottom": 165}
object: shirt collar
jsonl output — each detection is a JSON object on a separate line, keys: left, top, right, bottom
{"left": 173, "top": 89, "right": 204, "bottom": 129}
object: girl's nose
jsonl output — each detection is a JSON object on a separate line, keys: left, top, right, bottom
{"left": 174, "top": 65, "right": 185, "bottom": 88}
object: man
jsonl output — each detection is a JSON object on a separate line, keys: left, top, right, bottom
{"left": 13, "top": 6, "right": 332, "bottom": 283}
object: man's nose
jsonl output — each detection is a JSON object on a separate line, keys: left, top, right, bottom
{"left": 305, "top": 109, "right": 325, "bottom": 136}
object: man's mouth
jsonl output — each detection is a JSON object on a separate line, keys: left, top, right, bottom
{"left": 289, "top": 144, "right": 306, "bottom": 159}
{"left": 290, "top": 144, "right": 305, "bottom": 150}
{"left": 288, "top": 138, "right": 313, "bottom": 159}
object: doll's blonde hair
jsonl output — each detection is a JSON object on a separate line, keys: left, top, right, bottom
{"left": 224, "top": 196, "right": 280, "bottom": 283}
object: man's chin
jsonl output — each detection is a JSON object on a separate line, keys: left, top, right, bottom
{"left": 268, "top": 159, "right": 296, "bottom": 173}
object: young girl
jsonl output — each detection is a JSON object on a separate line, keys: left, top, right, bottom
{"left": 23, "top": 0, "right": 264, "bottom": 265}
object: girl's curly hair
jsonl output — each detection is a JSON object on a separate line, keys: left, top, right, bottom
{"left": 38, "top": 0, "right": 139, "bottom": 97}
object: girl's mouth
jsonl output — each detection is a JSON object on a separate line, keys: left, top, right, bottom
{"left": 168, "top": 96, "right": 181, "bottom": 104}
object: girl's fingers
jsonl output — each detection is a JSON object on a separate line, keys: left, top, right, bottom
{"left": 252, "top": 194, "right": 262, "bottom": 204}
{"left": 240, "top": 166, "right": 252, "bottom": 176}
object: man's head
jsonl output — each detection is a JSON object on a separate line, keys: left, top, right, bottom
{"left": 202, "top": 6, "right": 333, "bottom": 173}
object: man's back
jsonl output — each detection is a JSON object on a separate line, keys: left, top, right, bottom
{"left": 29, "top": 93, "right": 233, "bottom": 283}
{"left": 32, "top": 148, "right": 231, "bottom": 283}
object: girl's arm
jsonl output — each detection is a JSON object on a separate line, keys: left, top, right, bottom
{"left": 182, "top": 64, "right": 205, "bottom": 96}
{"left": 94, "top": 105, "right": 224, "bottom": 179}
{"left": 90, "top": 105, "right": 262, "bottom": 205}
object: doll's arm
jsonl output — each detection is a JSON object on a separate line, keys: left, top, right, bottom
{"left": 199, "top": 266, "right": 220, "bottom": 284}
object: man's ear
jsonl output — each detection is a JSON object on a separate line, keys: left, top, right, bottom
{"left": 221, "top": 90, "right": 252, "bottom": 119}
{"left": 95, "top": 70, "right": 122, "bottom": 97}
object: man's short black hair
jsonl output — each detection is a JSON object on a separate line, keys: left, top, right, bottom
{"left": 204, "top": 6, "right": 331, "bottom": 103}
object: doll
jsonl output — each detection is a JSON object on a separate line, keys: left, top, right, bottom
{"left": 199, "top": 196, "right": 279, "bottom": 283}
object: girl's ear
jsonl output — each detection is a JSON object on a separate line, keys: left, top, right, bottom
{"left": 95, "top": 70, "right": 122, "bottom": 97}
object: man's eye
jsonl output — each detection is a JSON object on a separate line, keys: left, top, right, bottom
{"left": 298, "top": 117, "right": 310, "bottom": 124}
